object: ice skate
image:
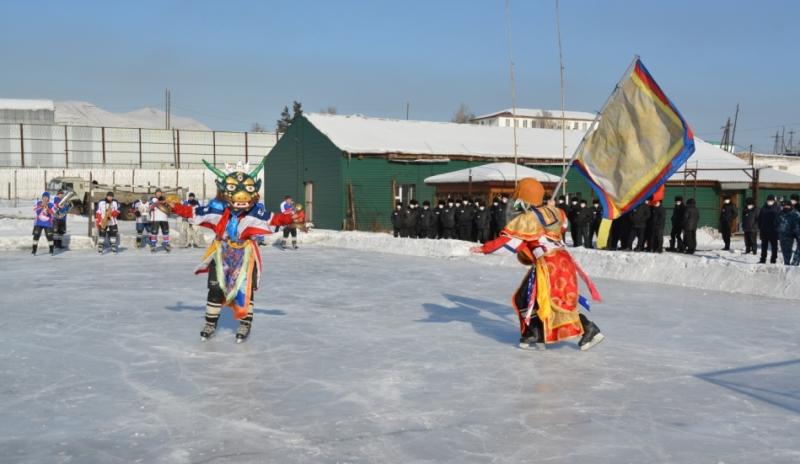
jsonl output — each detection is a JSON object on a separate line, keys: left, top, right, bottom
{"left": 164, "top": 243, "right": 171, "bottom": 253}
{"left": 200, "top": 321, "right": 217, "bottom": 341}
{"left": 235, "top": 321, "right": 251, "bottom": 343}
{"left": 578, "top": 319, "right": 605, "bottom": 351}
{"left": 518, "top": 324, "right": 545, "bottom": 351}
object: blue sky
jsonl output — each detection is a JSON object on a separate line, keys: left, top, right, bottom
{"left": 2, "top": 0, "right": 798, "bottom": 152}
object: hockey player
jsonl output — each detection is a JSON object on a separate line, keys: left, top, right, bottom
{"left": 149, "top": 188, "right": 172, "bottom": 252}
{"left": 132, "top": 197, "right": 151, "bottom": 248}
{"left": 52, "top": 190, "right": 71, "bottom": 249}
{"left": 280, "top": 202, "right": 305, "bottom": 250}
{"left": 470, "top": 178, "right": 604, "bottom": 351}
{"left": 170, "top": 160, "right": 293, "bottom": 343}
{"left": 95, "top": 191, "right": 121, "bottom": 254}
{"left": 32, "top": 192, "right": 55, "bottom": 255}
{"left": 181, "top": 192, "right": 202, "bottom": 248}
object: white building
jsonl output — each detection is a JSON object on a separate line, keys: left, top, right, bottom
{"left": 471, "top": 108, "right": 596, "bottom": 131}
{"left": 0, "top": 99, "right": 56, "bottom": 124}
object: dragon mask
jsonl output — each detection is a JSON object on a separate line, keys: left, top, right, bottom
{"left": 203, "top": 159, "right": 265, "bottom": 213}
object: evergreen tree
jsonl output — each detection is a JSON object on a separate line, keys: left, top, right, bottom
{"left": 277, "top": 106, "right": 291, "bottom": 133}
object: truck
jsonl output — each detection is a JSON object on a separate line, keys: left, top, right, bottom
{"left": 46, "top": 177, "right": 185, "bottom": 220}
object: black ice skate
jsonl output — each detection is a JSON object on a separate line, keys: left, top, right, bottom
{"left": 518, "top": 322, "right": 545, "bottom": 351}
{"left": 578, "top": 315, "right": 605, "bottom": 351}
{"left": 164, "top": 243, "right": 171, "bottom": 253}
{"left": 200, "top": 321, "right": 217, "bottom": 341}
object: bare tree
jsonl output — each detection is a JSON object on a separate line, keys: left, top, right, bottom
{"left": 320, "top": 106, "right": 338, "bottom": 115}
{"left": 250, "top": 122, "right": 267, "bottom": 133}
{"left": 451, "top": 103, "right": 475, "bottom": 124}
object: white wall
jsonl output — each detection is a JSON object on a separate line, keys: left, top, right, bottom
{"left": 0, "top": 167, "right": 267, "bottom": 204}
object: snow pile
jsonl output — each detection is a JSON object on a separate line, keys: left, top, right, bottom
{"left": 295, "top": 229, "right": 800, "bottom": 300}
{"left": 54, "top": 101, "right": 210, "bottom": 130}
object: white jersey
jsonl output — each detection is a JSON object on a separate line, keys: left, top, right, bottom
{"left": 133, "top": 200, "right": 150, "bottom": 224}
{"left": 96, "top": 200, "right": 120, "bottom": 227}
{"left": 150, "top": 197, "right": 170, "bottom": 222}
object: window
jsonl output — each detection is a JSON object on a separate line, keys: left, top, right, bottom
{"left": 504, "top": 119, "right": 510, "bottom": 127}
{"left": 522, "top": 120, "right": 528, "bottom": 128}
{"left": 394, "top": 183, "right": 416, "bottom": 204}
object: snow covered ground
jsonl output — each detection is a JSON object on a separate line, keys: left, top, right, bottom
{"left": 3, "top": 198, "right": 797, "bottom": 300}
{"left": 1, "top": 243, "right": 800, "bottom": 463}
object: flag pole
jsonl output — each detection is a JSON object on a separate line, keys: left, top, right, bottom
{"left": 552, "top": 54, "right": 640, "bottom": 198}
{"left": 555, "top": 0, "right": 567, "bottom": 195}
{"left": 505, "top": 0, "right": 519, "bottom": 189}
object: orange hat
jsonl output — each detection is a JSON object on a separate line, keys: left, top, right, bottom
{"left": 513, "top": 178, "right": 544, "bottom": 206}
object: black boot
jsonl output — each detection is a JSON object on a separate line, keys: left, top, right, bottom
{"left": 578, "top": 314, "right": 604, "bottom": 351}
{"left": 49, "top": 245, "right": 54, "bottom": 255}
{"left": 31, "top": 244, "right": 37, "bottom": 255}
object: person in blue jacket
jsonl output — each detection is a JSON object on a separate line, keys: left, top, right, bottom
{"left": 52, "top": 190, "right": 72, "bottom": 249}
{"left": 32, "top": 192, "right": 55, "bottom": 255}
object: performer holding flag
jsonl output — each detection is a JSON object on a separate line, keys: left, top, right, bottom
{"left": 561, "top": 57, "right": 696, "bottom": 249}
{"left": 471, "top": 178, "right": 604, "bottom": 351}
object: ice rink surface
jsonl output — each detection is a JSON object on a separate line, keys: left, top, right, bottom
{"left": 1, "top": 245, "right": 799, "bottom": 463}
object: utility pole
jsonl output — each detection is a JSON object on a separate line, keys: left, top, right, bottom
{"left": 788, "top": 130, "right": 795, "bottom": 153}
{"left": 720, "top": 117, "right": 731, "bottom": 151}
{"left": 772, "top": 131, "right": 780, "bottom": 155}
{"left": 165, "top": 88, "right": 172, "bottom": 130}
{"left": 730, "top": 103, "right": 739, "bottom": 153}
{"left": 405, "top": 101, "right": 409, "bottom": 120}
{"left": 781, "top": 126, "right": 786, "bottom": 154}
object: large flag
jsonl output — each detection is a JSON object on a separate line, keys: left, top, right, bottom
{"left": 573, "top": 58, "right": 695, "bottom": 226}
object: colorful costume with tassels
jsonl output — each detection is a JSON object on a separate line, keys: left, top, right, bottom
{"left": 476, "top": 178, "right": 605, "bottom": 351}
{"left": 171, "top": 160, "right": 292, "bottom": 342}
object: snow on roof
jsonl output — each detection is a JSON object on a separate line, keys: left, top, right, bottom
{"left": 424, "top": 162, "right": 561, "bottom": 184}
{"left": 0, "top": 99, "right": 55, "bottom": 111}
{"left": 304, "top": 113, "right": 800, "bottom": 186}
{"left": 673, "top": 138, "right": 800, "bottom": 184}
{"left": 473, "top": 108, "right": 596, "bottom": 121}
{"left": 305, "top": 113, "right": 586, "bottom": 159}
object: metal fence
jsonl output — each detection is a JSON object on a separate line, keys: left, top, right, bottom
{"left": 0, "top": 123, "right": 279, "bottom": 169}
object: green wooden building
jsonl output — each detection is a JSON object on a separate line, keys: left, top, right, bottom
{"left": 264, "top": 113, "right": 800, "bottom": 231}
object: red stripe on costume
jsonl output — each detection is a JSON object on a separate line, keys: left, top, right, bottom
{"left": 481, "top": 235, "right": 512, "bottom": 254}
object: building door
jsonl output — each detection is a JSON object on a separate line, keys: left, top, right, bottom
{"left": 304, "top": 182, "right": 313, "bottom": 222}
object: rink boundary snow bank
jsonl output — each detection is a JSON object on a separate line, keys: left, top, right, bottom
{"left": 299, "top": 230, "right": 800, "bottom": 301}
{"left": 2, "top": 228, "right": 797, "bottom": 301}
